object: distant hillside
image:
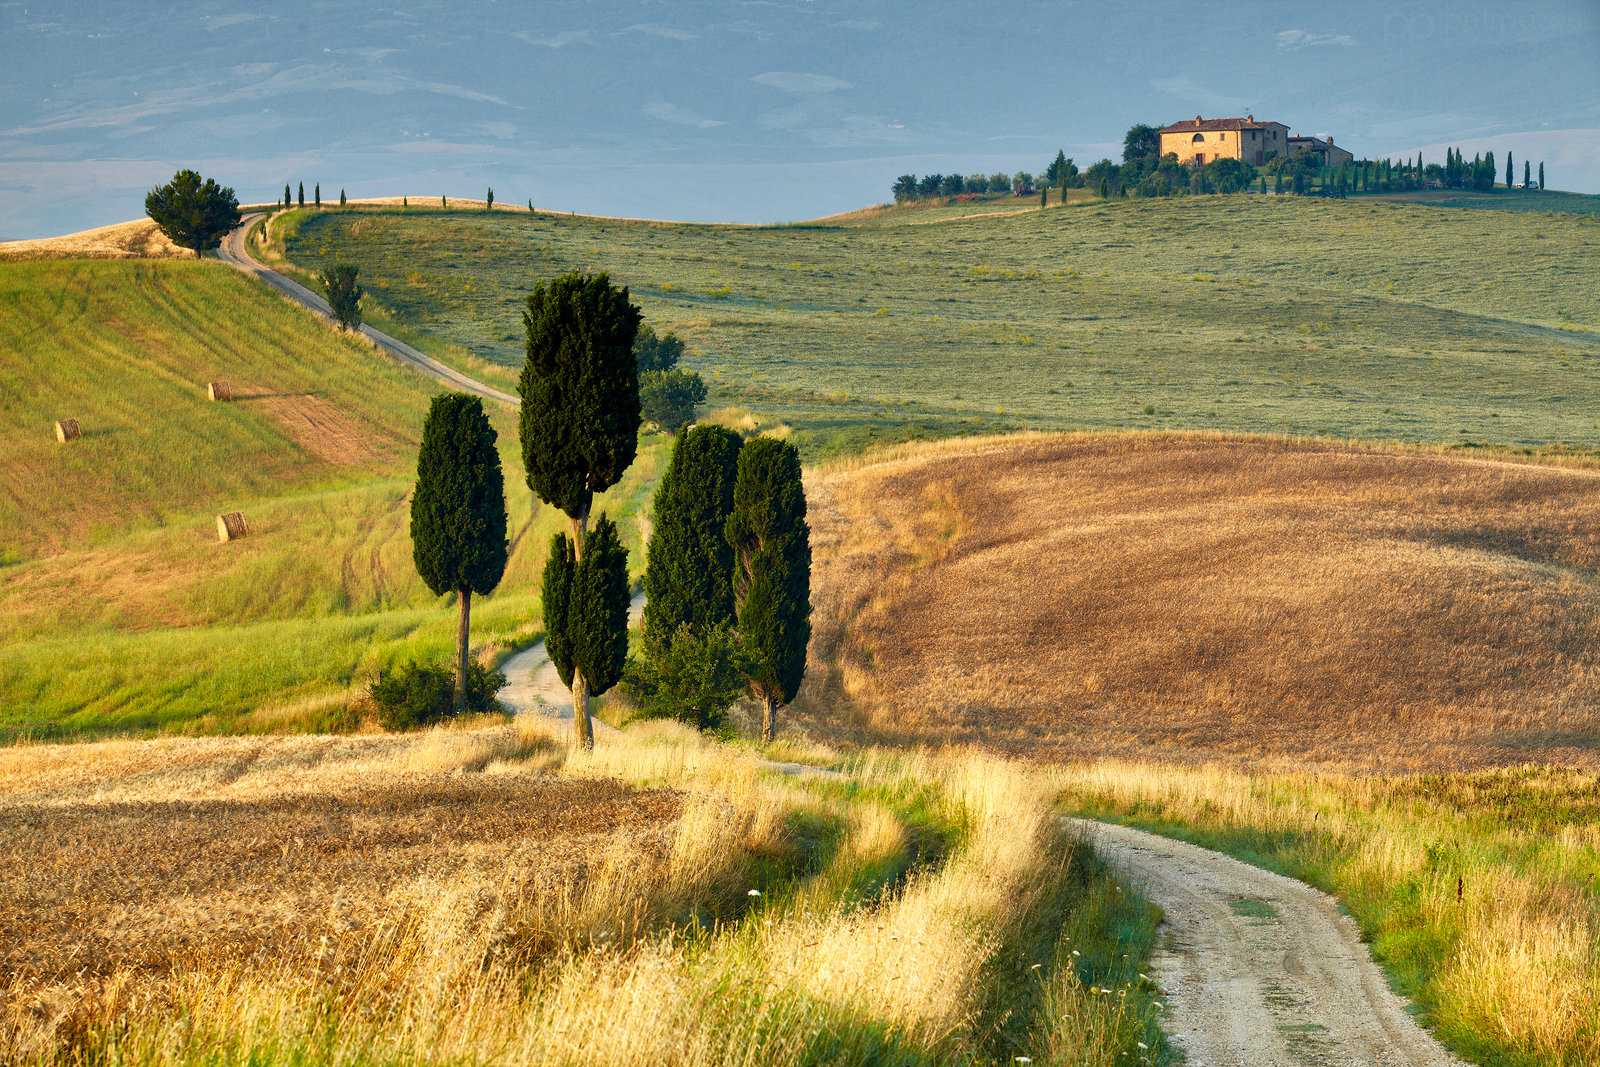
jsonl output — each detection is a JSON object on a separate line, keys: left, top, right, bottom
{"left": 0, "top": 257, "right": 665, "bottom": 736}
{"left": 272, "top": 195, "right": 1600, "bottom": 458}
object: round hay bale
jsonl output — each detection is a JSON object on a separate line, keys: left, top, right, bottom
{"left": 207, "top": 380, "right": 233, "bottom": 402}
{"left": 216, "top": 512, "right": 250, "bottom": 543}
{"left": 54, "top": 418, "right": 81, "bottom": 442}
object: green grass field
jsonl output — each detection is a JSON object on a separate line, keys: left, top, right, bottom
{"left": 271, "top": 194, "right": 1600, "bottom": 457}
{"left": 0, "top": 258, "right": 668, "bottom": 737}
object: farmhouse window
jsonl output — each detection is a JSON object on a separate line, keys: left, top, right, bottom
{"left": 1192, "top": 133, "right": 1204, "bottom": 142}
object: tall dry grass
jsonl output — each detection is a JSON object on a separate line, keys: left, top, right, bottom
{"left": 2, "top": 720, "right": 1170, "bottom": 1066}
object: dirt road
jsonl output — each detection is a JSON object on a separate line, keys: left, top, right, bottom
{"left": 1073, "top": 820, "right": 1463, "bottom": 1067}
{"left": 217, "top": 213, "right": 518, "bottom": 407}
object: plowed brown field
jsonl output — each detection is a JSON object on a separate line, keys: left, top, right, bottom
{"left": 797, "top": 433, "right": 1600, "bottom": 772}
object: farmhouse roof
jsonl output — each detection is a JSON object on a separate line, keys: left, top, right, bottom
{"left": 1159, "top": 115, "right": 1283, "bottom": 133}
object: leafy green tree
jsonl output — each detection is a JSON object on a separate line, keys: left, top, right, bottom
{"left": 1122, "top": 124, "right": 1160, "bottom": 163}
{"left": 542, "top": 516, "right": 631, "bottom": 733}
{"left": 320, "top": 263, "right": 363, "bottom": 331}
{"left": 988, "top": 172, "right": 1010, "bottom": 193}
{"left": 486, "top": 186, "right": 495, "bottom": 210}
{"left": 1044, "top": 149, "right": 1070, "bottom": 184}
{"left": 644, "top": 426, "right": 742, "bottom": 655}
{"left": 520, "top": 271, "right": 642, "bottom": 747}
{"left": 634, "top": 324, "right": 685, "bottom": 373}
{"left": 635, "top": 324, "right": 703, "bottom": 432}
{"left": 641, "top": 371, "right": 707, "bottom": 432}
{"left": 143, "top": 169, "right": 241, "bottom": 257}
{"left": 410, "top": 394, "right": 509, "bottom": 712}
{"left": 726, "top": 437, "right": 811, "bottom": 743}
{"left": 917, "top": 174, "right": 942, "bottom": 198}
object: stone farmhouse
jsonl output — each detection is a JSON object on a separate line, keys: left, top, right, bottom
{"left": 1158, "top": 115, "right": 1350, "bottom": 168}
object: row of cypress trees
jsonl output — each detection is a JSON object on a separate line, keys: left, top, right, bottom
{"left": 408, "top": 271, "right": 809, "bottom": 747}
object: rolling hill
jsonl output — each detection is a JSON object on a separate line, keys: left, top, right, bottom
{"left": 269, "top": 193, "right": 1600, "bottom": 457}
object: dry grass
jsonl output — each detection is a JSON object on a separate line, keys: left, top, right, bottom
{"left": 0, "top": 720, "right": 1168, "bottom": 1066}
{"left": 794, "top": 431, "right": 1600, "bottom": 773}
{"left": 0, "top": 219, "right": 184, "bottom": 260}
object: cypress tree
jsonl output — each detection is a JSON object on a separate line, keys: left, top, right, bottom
{"left": 540, "top": 516, "right": 629, "bottom": 710}
{"left": 542, "top": 532, "right": 576, "bottom": 688}
{"left": 726, "top": 437, "right": 811, "bottom": 743}
{"left": 520, "top": 271, "right": 642, "bottom": 747}
{"left": 298, "top": 182, "right": 305, "bottom": 207}
{"left": 486, "top": 187, "right": 495, "bottom": 210}
{"left": 314, "top": 182, "right": 320, "bottom": 207}
{"left": 442, "top": 195, "right": 447, "bottom": 208}
{"left": 1539, "top": 162, "right": 1545, "bottom": 190}
{"left": 284, "top": 183, "right": 291, "bottom": 207}
{"left": 1524, "top": 160, "right": 1531, "bottom": 188}
{"left": 410, "top": 394, "right": 509, "bottom": 713}
{"left": 403, "top": 196, "right": 408, "bottom": 207}
{"left": 339, "top": 188, "right": 347, "bottom": 206}
{"left": 568, "top": 514, "right": 630, "bottom": 701}
{"left": 1506, "top": 152, "right": 1514, "bottom": 190}
{"left": 644, "top": 426, "right": 742, "bottom": 655}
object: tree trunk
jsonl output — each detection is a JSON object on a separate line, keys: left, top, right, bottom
{"left": 572, "top": 672, "right": 593, "bottom": 750}
{"left": 569, "top": 499, "right": 590, "bottom": 560}
{"left": 762, "top": 691, "right": 778, "bottom": 744}
{"left": 455, "top": 587, "right": 472, "bottom": 715}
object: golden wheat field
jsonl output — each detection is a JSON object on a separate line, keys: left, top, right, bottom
{"left": 1, "top": 719, "right": 1167, "bottom": 1066}
{"left": 795, "top": 432, "right": 1600, "bottom": 772}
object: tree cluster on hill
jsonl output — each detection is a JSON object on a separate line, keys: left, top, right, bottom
{"left": 892, "top": 125, "right": 1548, "bottom": 205}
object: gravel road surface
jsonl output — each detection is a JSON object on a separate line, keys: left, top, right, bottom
{"left": 1073, "top": 819, "right": 1464, "bottom": 1067}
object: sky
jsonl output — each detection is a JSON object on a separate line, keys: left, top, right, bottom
{"left": 1, "top": 0, "right": 1597, "bottom": 239}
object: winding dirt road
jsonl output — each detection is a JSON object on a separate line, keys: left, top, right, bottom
{"left": 1073, "top": 820, "right": 1463, "bottom": 1067}
{"left": 217, "top": 213, "right": 518, "bottom": 407}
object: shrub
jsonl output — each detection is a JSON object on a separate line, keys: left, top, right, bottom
{"left": 370, "top": 660, "right": 506, "bottom": 730}
{"left": 622, "top": 624, "right": 754, "bottom": 730}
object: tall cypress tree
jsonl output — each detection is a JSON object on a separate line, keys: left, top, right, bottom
{"left": 410, "top": 394, "right": 509, "bottom": 712}
{"left": 297, "top": 182, "right": 305, "bottom": 208}
{"left": 644, "top": 426, "right": 742, "bottom": 655}
{"left": 284, "top": 183, "right": 291, "bottom": 207}
{"left": 1539, "top": 162, "right": 1545, "bottom": 190}
{"left": 1506, "top": 152, "right": 1514, "bottom": 190}
{"left": 520, "top": 271, "right": 642, "bottom": 747}
{"left": 314, "top": 182, "right": 321, "bottom": 207}
{"left": 1524, "top": 160, "right": 1531, "bottom": 188}
{"left": 726, "top": 437, "right": 811, "bottom": 743}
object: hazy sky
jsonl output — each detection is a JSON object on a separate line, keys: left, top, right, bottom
{"left": 2, "top": 0, "right": 1597, "bottom": 238}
